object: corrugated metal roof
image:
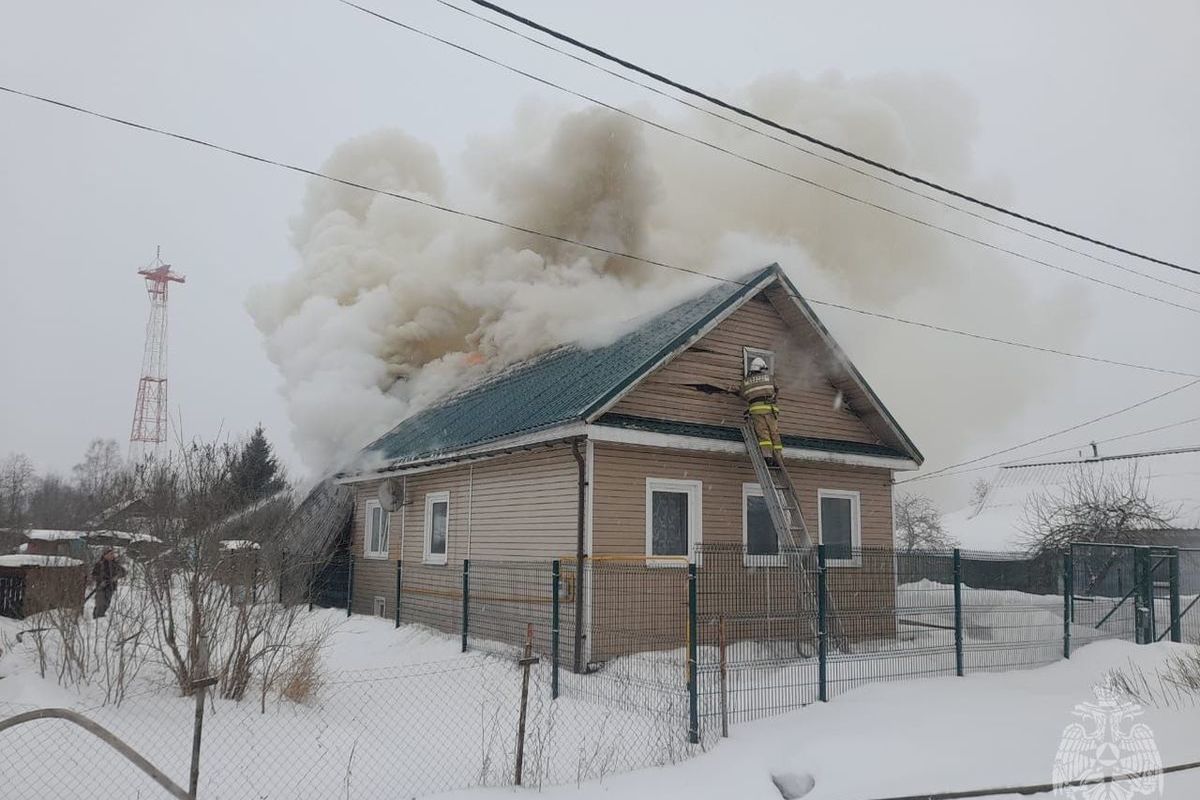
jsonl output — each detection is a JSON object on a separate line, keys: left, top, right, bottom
{"left": 361, "top": 266, "right": 773, "bottom": 465}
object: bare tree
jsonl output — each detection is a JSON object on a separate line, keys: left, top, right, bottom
{"left": 894, "top": 493, "right": 956, "bottom": 552}
{"left": 73, "top": 438, "right": 130, "bottom": 519}
{"left": 968, "top": 478, "right": 990, "bottom": 515}
{"left": 1020, "top": 465, "right": 1176, "bottom": 556}
{"left": 0, "top": 452, "right": 36, "bottom": 529}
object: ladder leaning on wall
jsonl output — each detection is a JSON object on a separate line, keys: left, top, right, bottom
{"left": 739, "top": 424, "right": 846, "bottom": 655}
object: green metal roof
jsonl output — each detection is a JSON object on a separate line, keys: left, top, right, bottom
{"left": 358, "top": 266, "right": 777, "bottom": 466}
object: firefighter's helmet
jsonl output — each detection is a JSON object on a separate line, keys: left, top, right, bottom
{"left": 749, "top": 356, "right": 769, "bottom": 373}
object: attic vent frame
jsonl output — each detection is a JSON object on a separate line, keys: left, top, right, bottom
{"left": 742, "top": 346, "right": 775, "bottom": 377}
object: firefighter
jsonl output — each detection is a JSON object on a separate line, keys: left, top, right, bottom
{"left": 740, "top": 356, "right": 783, "bottom": 461}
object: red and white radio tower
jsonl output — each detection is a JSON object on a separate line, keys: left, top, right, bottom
{"left": 129, "top": 248, "right": 185, "bottom": 460}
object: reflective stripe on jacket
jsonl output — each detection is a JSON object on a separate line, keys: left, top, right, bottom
{"left": 740, "top": 372, "right": 777, "bottom": 403}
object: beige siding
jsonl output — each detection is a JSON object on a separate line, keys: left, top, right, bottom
{"left": 610, "top": 295, "right": 881, "bottom": 444}
{"left": 587, "top": 442, "right": 896, "bottom": 660}
{"left": 350, "top": 444, "right": 580, "bottom": 646}
{"left": 591, "top": 442, "right": 894, "bottom": 554}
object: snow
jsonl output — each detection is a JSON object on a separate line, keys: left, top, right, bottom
{"left": 17, "top": 528, "right": 158, "bottom": 545}
{"left": 449, "top": 641, "right": 1200, "bottom": 800}
{"left": 23, "top": 529, "right": 86, "bottom": 542}
{"left": 944, "top": 449, "right": 1200, "bottom": 551}
{"left": 0, "top": 554, "right": 83, "bottom": 567}
{"left": 218, "top": 539, "right": 261, "bottom": 550}
{"left": 2, "top": 591, "right": 1198, "bottom": 799}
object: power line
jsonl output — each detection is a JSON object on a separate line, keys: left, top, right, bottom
{"left": 429, "top": 0, "right": 1200, "bottom": 301}
{"left": 4, "top": 83, "right": 1198, "bottom": 385}
{"left": 908, "top": 414, "right": 1200, "bottom": 483}
{"left": 896, "top": 379, "right": 1200, "bottom": 485}
{"left": 806, "top": 300, "right": 1200, "bottom": 379}
{"left": 334, "top": 0, "right": 1200, "bottom": 318}
{"left": 459, "top": 0, "right": 1198, "bottom": 278}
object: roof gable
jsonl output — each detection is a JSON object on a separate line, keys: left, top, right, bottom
{"left": 353, "top": 263, "right": 922, "bottom": 469}
{"left": 358, "top": 266, "right": 776, "bottom": 466}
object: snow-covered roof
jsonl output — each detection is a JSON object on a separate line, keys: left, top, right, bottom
{"left": 0, "top": 554, "right": 84, "bottom": 568}
{"left": 944, "top": 447, "right": 1200, "bottom": 551}
{"left": 87, "top": 529, "right": 161, "bottom": 544}
{"left": 22, "top": 528, "right": 161, "bottom": 544}
{"left": 220, "top": 539, "right": 261, "bottom": 551}
{"left": 24, "top": 529, "right": 85, "bottom": 542}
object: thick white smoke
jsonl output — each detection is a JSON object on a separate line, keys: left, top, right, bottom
{"left": 248, "top": 71, "right": 1085, "bottom": 476}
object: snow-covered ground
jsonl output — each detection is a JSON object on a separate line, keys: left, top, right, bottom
{"left": 2, "top": 591, "right": 1198, "bottom": 799}
{"left": 453, "top": 641, "right": 1200, "bottom": 800}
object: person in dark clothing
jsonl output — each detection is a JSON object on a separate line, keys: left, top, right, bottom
{"left": 91, "top": 547, "right": 126, "bottom": 619}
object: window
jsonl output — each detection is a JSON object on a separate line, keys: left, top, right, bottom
{"left": 424, "top": 491, "right": 450, "bottom": 565}
{"left": 742, "top": 347, "right": 775, "bottom": 376}
{"left": 373, "top": 596, "right": 387, "bottom": 618}
{"left": 364, "top": 499, "right": 389, "bottom": 559}
{"left": 645, "top": 478, "right": 702, "bottom": 564}
{"left": 818, "top": 489, "right": 861, "bottom": 566}
{"left": 743, "top": 483, "right": 782, "bottom": 566}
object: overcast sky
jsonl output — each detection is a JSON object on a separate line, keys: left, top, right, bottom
{"left": 2, "top": 1, "right": 1198, "bottom": 505}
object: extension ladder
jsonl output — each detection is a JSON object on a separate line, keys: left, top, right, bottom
{"left": 740, "top": 424, "right": 848, "bottom": 654}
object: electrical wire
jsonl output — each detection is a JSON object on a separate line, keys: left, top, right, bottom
{"left": 3, "top": 82, "right": 1198, "bottom": 385}
{"left": 915, "top": 414, "right": 1200, "bottom": 482}
{"left": 336, "top": 0, "right": 1200, "bottom": 317}
{"left": 458, "top": 0, "right": 1198, "bottom": 278}
{"left": 429, "top": 0, "right": 1200, "bottom": 300}
{"left": 896, "top": 379, "right": 1200, "bottom": 485}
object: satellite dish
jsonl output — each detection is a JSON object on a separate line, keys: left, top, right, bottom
{"left": 378, "top": 477, "right": 405, "bottom": 512}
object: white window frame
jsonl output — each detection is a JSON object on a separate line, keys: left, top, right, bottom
{"left": 644, "top": 478, "right": 702, "bottom": 566}
{"left": 363, "top": 499, "right": 390, "bottom": 560}
{"left": 742, "top": 483, "right": 784, "bottom": 567}
{"left": 423, "top": 491, "right": 450, "bottom": 566}
{"left": 817, "top": 488, "right": 862, "bottom": 567}
{"left": 742, "top": 346, "right": 776, "bottom": 376}
{"left": 373, "top": 596, "right": 387, "bottom": 618}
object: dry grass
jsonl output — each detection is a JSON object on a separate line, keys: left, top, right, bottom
{"left": 279, "top": 640, "right": 324, "bottom": 705}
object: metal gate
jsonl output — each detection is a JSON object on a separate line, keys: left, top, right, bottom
{"left": 1069, "top": 543, "right": 1184, "bottom": 644}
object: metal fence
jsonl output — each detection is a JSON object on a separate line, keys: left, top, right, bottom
{"left": 5, "top": 540, "right": 1199, "bottom": 798}
{"left": 380, "top": 543, "right": 1199, "bottom": 741}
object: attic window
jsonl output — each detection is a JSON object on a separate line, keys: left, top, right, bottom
{"left": 743, "top": 347, "right": 775, "bottom": 377}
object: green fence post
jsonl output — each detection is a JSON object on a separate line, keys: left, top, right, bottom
{"left": 953, "top": 549, "right": 964, "bottom": 677}
{"left": 1063, "top": 550, "right": 1073, "bottom": 659}
{"left": 394, "top": 559, "right": 403, "bottom": 629}
{"left": 551, "top": 559, "right": 561, "bottom": 700}
{"left": 687, "top": 562, "right": 699, "bottom": 745}
{"left": 817, "top": 544, "right": 828, "bottom": 703}
{"left": 1170, "top": 548, "right": 1182, "bottom": 644}
{"left": 346, "top": 555, "right": 355, "bottom": 618}
{"left": 461, "top": 558, "right": 471, "bottom": 653}
{"left": 1135, "top": 547, "right": 1152, "bottom": 644}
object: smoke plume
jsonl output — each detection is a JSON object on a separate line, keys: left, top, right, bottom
{"left": 248, "top": 71, "right": 1085, "bottom": 476}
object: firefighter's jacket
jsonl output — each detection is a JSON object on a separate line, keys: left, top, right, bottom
{"left": 740, "top": 371, "right": 778, "bottom": 412}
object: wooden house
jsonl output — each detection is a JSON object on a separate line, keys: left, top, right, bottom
{"left": 335, "top": 265, "right": 922, "bottom": 665}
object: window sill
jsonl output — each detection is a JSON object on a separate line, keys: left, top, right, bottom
{"left": 423, "top": 556, "right": 448, "bottom": 567}
{"left": 825, "top": 558, "right": 861, "bottom": 568}
{"left": 363, "top": 551, "right": 390, "bottom": 561}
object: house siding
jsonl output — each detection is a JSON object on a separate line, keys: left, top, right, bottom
{"left": 610, "top": 295, "right": 881, "bottom": 445}
{"left": 349, "top": 444, "right": 580, "bottom": 649}
{"left": 587, "top": 441, "right": 895, "bottom": 660}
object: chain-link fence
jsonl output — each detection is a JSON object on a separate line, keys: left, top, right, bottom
{"left": 6, "top": 540, "right": 1199, "bottom": 797}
